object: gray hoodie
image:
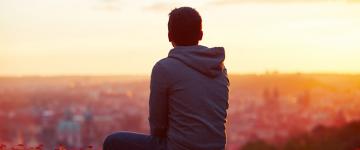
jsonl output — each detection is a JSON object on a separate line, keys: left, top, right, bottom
{"left": 149, "top": 45, "right": 229, "bottom": 150}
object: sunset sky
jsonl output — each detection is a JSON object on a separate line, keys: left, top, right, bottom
{"left": 1, "top": 0, "right": 360, "bottom": 76}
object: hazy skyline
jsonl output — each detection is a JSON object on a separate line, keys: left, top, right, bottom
{"left": 1, "top": 0, "right": 360, "bottom": 76}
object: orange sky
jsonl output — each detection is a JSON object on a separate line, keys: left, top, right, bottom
{"left": 1, "top": 0, "right": 360, "bottom": 76}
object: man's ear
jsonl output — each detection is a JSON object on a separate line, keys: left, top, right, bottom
{"left": 168, "top": 32, "right": 173, "bottom": 42}
{"left": 199, "top": 30, "right": 203, "bottom": 41}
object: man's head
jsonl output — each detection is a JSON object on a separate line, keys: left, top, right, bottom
{"left": 168, "top": 7, "right": 203, "bottom": 46}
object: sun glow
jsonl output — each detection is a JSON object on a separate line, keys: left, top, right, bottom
{"left": 0, "top": 0, "right": 359, "bottom": 76}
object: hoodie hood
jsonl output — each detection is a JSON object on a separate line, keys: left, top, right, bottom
{"left": 168, "top": 45, "right": 225, "bottom": 78}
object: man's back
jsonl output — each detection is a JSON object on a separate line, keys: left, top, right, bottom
{"left": 149, "top": 45, "right": 229, "bottom": 150}
{"left": 103, "top": 7, "right": 229, "bottom": 150}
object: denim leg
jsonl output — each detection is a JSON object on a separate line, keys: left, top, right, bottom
{"left": 103, "top": 132, "right": 166, "bottom": 150}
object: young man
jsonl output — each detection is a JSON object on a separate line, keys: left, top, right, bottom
{"left": 103, "top": 7, "right": 229, "bottom": 150}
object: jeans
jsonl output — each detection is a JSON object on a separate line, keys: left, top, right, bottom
{"left": 103, "top": 132, "right": 166, "bottom": 150}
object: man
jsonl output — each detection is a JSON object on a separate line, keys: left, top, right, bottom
{"left": 103, "top": 7, "right": 229, "bottom": 150}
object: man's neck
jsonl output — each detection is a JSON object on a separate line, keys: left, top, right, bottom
{"left": 172, "top": 42, "right": 199, "bottom": 47}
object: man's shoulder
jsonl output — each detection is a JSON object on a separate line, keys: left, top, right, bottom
{"left": 152, "top": 57, "right": 182, "bottom": 76}
{"left": 151, "top": 57, "right": 178, "bottom": 81}
{"left": 157, "top": 57, "right": 173, "bottom": 63}
{"left": 152, "top": 58, "right": 170, "bottom": 72}
{"left": 155, "top": 57, "right": 179, "bottom": 68}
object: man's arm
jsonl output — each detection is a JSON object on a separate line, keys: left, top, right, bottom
{"left": 149, "top": 62, "right": 169, "bottom": 138}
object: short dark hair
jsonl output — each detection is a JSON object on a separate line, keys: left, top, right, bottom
{"left": 168, "top": 7, "right": 202, "bottom": 46}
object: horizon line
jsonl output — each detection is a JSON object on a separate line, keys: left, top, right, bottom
{"left": 1, "top": 71, "right": 360, "bottom": 78}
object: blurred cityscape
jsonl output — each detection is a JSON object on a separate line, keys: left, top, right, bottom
{"left": 1, "top": 73, "right": 360, "bottom": 150}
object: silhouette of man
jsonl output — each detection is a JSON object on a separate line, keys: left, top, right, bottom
{"left": 103, "top": 7, "right": 229, "bottom": 150}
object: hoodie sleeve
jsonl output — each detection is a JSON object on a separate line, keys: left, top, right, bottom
{"left": 149, "top": 62, "right": 169, "bottom": 138}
